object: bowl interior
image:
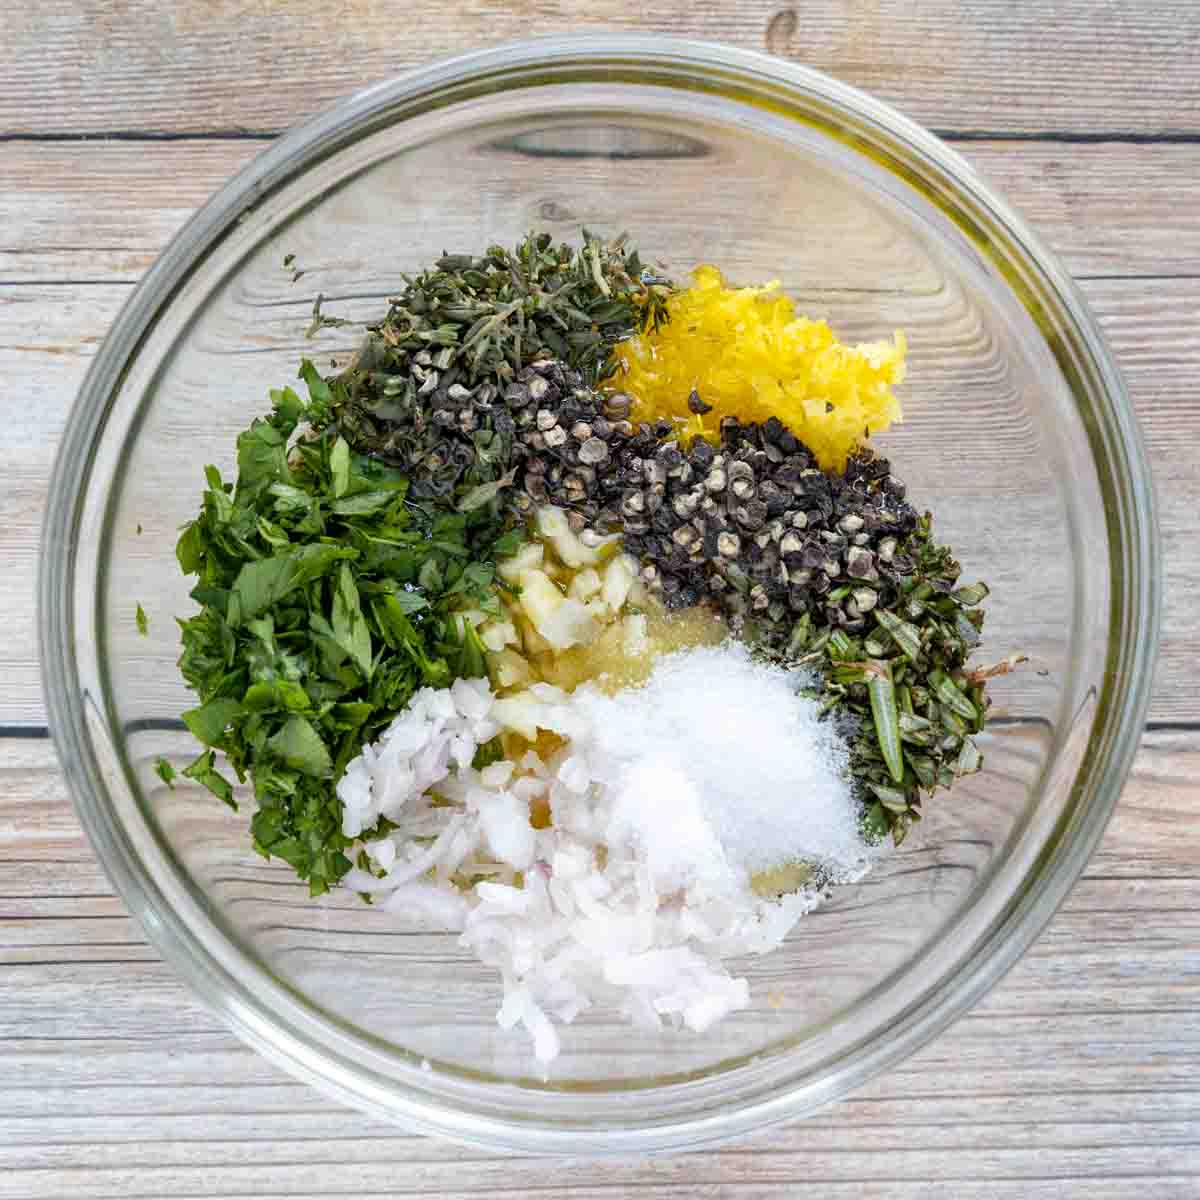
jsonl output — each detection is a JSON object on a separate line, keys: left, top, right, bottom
{"left": 59, "top": 55, "right": 1131, "bottom": 1145}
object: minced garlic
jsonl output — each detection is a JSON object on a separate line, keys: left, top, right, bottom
{"left": 459, "top": 506, "right": 726, "bottom": 708}
{"left": 608, "top": 265, "right": 907, "bottom": 471}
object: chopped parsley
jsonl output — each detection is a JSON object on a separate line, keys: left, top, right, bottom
{"left": 173, "top": 361, "right": 513, "bottom": 895}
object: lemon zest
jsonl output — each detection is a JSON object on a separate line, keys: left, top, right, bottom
{"left": 608, "top": 265, "right": 907, "bottom": 470}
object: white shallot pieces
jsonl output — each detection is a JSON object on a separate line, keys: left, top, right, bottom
{"left": 336, "top": 646, "right": 872, "bottom": 1066}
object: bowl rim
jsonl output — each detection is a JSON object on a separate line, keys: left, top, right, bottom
{"left": 41, "top": 33, "right": 1160, "bottom": 1154}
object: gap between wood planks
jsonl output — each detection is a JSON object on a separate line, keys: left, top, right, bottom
{"left": 2, "top": 129, "right": 1200, "bottom": 145}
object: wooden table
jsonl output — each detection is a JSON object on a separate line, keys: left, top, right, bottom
{"left": 4, "top": 3, "right": 1199, "bottom": 1195}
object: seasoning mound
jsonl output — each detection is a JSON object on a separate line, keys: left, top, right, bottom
{"left": 337, "top": 646, "right": 870, "bottom": 1063}
{"left": 571, "top": 643, "right": 864, "bottom": 876}
{"left": 167, "top": 231, "right": 1013, "bottom": 1071}
{"left": 608, "top": 264, "right": 906, "bottom": 470}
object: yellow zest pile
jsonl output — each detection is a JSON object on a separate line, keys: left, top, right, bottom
{"left": 607, "top": 265, "right": 907, "bottom": 471}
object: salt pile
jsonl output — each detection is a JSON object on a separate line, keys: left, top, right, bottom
{"left": 336, "top": 645, "right": 873, "bottom": 1065}
{"left": 572, "top": 643, "right": 863, "bottom": 877}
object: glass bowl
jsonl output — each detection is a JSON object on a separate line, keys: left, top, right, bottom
{"left": 41, "top": 36, "right": 1159, "bottom": 1154}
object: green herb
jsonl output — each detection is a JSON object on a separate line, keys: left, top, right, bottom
{"left": 873, "top": 608, "right": 921, "bottom": 662}
{"left": 173, "top": 368, "right": 515, "bottom": 895}
{"left": 283, "top": 253, "right": 306, "bottom": 282}
{"left": 325, "top": 231, "right": 670, "bottom": 477}
{"left": 471, "top": 736, "right": 506, "bottom": 771}
{"left": 154, "top": 757, "right": 177, "bottom": 789}
{"left": 864, "top": 660, "right": 904, "bottom": 783}
{"left": 135, "top": 603, "right": 149, "bottom": 636}
{"left": 182, "top": 748, "right": 235, "bottom": 810}
{"left": 790, "top": 513, "right": 1006, "bottom": 845}
{"left": 306, "top": 293, "right": 356, "bottom": 338}
{"left": 182, "top": 696, "right": 243, "bottom": 746}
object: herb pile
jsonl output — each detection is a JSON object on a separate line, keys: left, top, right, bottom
{"left": 793, "top": 516, "right": 995, "bottom": 844}
{"left": 326, "top": 231, "right": 670, "bottom": 498}
{"left": 173, "top": 374, "right": 514, "bottom": 894}
{"left": 167, "top": 230, "right": 1014, "bottom": 892}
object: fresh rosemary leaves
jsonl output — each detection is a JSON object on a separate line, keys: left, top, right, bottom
{"left": 791, "top": 515, "right": 1008, "bottom": 843}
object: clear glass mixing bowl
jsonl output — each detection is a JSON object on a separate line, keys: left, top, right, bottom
{"left": 41, "top": 37, "right": 1159, "bottom": 1154}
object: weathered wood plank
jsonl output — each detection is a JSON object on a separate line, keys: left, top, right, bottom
{"left": 6, "top": 730, "right": 1197, "bottom": 878}
{"left": 0, "top": 731, "right": 1197, "bottom": 1196}
{"left": 3, "top": 1, "right": 1200, "bottom": 138}
{"left": 0, "top": 282, "right": 131, "bottom": 724}
{"left": 0, "top": 1184, "right": 1192, "bottom": 1200}
{"left": 4, "top": 7, "right": 1199, "bottom": 1179}
{"left": 3, "top": 141, "right": 1198, "bottom": 285}
{"left": 4, "top": 275, "right": 1193, "bottom": 723}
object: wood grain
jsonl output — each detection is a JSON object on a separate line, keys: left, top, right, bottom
{"left": 4, "top": 140, "right": 1199, "bottom": 285}
{"left": 5, "top": 2, "right": 1200, "bottom": 1191}
{"left": 2, "top": 733, "right": 1198, "bottom": 1196}
{"left": 3, "top": 1, "right": 1200, "bottom": 138}
{"left": 5, "top": 271, "right": 1197, "bottom": 725}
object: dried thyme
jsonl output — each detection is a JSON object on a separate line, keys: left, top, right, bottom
{"left": 322, "top": 231, "right": 670, "bottom": 500}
